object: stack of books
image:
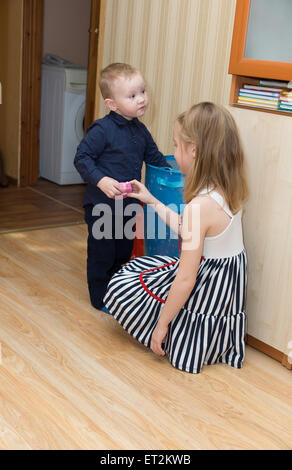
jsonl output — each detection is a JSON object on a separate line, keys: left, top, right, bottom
{"left": 278, "top": 89, "right": 292, "bottom": 112}
{"left": 237, "top": 84, "right": 281, "bottom": 110}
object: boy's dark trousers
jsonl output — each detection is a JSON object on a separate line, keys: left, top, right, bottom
{"left": 84, "top": 203, "right": 135, "bottom": 310}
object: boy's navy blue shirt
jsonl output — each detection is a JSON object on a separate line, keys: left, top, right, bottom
{"left": 74, "top": 110, "right": 170, "bottom": 207}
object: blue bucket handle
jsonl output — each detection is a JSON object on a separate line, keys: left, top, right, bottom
{"left": 156, "top": 176, "right": 184, "bottom": 188}
{"left": 152, "top": 166, "right": 176, "bottom": 172}
{"left": 146, "top": 163, "right": 181, "bottom": 175}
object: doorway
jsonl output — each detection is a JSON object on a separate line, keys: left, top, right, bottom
{"left": 20, "top": 0, "right": 104, "bottom": 187}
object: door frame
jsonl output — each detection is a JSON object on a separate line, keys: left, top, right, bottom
{"left": 20, "top": 0, "right": 44, "bottom": 186}
{"left": 20, "top": 0, "right": 106, "bottom": 187}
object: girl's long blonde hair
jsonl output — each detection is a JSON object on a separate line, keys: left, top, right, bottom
{"left": 176, "top": 102, "right": 248, "bottom": 213}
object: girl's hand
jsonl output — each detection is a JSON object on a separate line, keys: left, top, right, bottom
{"left": 150, "top": 322, "right": 168, "bottom": 356}
{"left": 128, "top": 179, "right": 155, "bottom": 205}
{"left": 97, "top": 176, "right": 123, "bottom": 199}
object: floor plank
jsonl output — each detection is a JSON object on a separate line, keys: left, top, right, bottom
{"left": 31, "top": 178, "right": 85, "bottom": 211}
{"left": 0, "top": 226, "right": 291, "bottom": 450}
{"left": 0, "top": 179, "right": 85, "bottom": 233}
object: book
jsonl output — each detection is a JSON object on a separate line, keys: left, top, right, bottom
{"left": 278, "top": 104, "right": 292, "bottom": 111}
{"left": 278, "top": 101, "right": 292, "bottom": 107}
{"left": 279, "top": 95, "right": 292, "bottom": 100}
{"left": 243, "top": 84, "right": 283, "bottom": 93}
{"left": 259, "top": 79, "right": 292, "bottom": 89}
{"left": 237, "top": 100, "right": 278, "bottom": 110}
{"left": 240, "top": 87, "right": 280, "bottom": 98}
{"left": 239, "top": 92, "right": 279, "bottom": 102}
{"left": 238, "top": 97, "right": 278, "bottom": 106}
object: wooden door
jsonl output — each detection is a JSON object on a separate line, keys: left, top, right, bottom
{"left": 20, "top": 0, "right": 44, "bottom": 186}
{"left": 84, "top": 0, "right": 106, "bottom": 130}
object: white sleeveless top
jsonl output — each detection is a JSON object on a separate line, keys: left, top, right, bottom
{"left": 199, "top": 189, "right": 245, "bottom": 259}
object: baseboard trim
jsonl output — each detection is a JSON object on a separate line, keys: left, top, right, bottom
{"left": 246, "top": 335, "right": 292, "bottom": 370}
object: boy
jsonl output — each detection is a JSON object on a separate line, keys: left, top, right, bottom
{"left": 74, "top": 63, "right": 170, "bottom": 311}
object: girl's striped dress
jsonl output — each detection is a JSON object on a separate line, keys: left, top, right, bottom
{"left": 103, "top": 190, "right": 247, "bottom": 374}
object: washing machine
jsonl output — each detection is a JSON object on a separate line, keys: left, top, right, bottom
{"left": 39, "top": 63, "right": 87, "bottom": 184}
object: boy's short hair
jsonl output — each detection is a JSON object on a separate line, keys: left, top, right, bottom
{"left": 99, "top": 63, "right": 139, "bottom": 99}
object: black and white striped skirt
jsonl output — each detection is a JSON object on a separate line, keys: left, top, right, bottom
{"left": 103, "top": 251, "right": 247, "bottom": 374}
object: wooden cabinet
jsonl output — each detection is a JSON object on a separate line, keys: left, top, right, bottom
{"left": 230, "top": 75, "right": 292, "bottom": 117}
{"left": 229, "top": 0, "right": 292, "bottom": 118}
{"left": 229, "top": 0, "right": 292, "bottom": 81}
{"left": 228, "top": 106, "right": 292, "bottom": 371}
{"left": 228, "top": 0, "right": 292, "bottom": 369}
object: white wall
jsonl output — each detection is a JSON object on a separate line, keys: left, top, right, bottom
{"left": 42, "top": 0, "right": 91, "bottom": 68}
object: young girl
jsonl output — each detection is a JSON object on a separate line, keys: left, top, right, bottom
{"left": 103, "top": 102, "right": 248, "bottom": 374}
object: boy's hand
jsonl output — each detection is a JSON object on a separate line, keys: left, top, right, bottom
{"left": 97, "top": 177, "right": 124, "bottom": 199}
{"left": 128, "top": 179, "right": 155, "bottom": 205}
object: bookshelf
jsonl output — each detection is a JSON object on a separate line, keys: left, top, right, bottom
{"left": 230, "top": 75, "right": 292, "bottom": 117}
{"left": 229, "top": 0, "right": 292, "bottom": 116}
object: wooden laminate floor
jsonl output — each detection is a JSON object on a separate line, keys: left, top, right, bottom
{"left": 0, "top": 178, "right": 85, "bottom": 233}
{"left": 0, "top": 224, "right": 291, "bottom": 450}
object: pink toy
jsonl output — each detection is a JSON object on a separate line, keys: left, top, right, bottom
{"left": 115, "top": 182, "right": 133, "bottom": 199}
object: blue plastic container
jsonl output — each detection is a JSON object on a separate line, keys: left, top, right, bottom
{"left": 144, "top": 155, "right": 185, "bottom": 257}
